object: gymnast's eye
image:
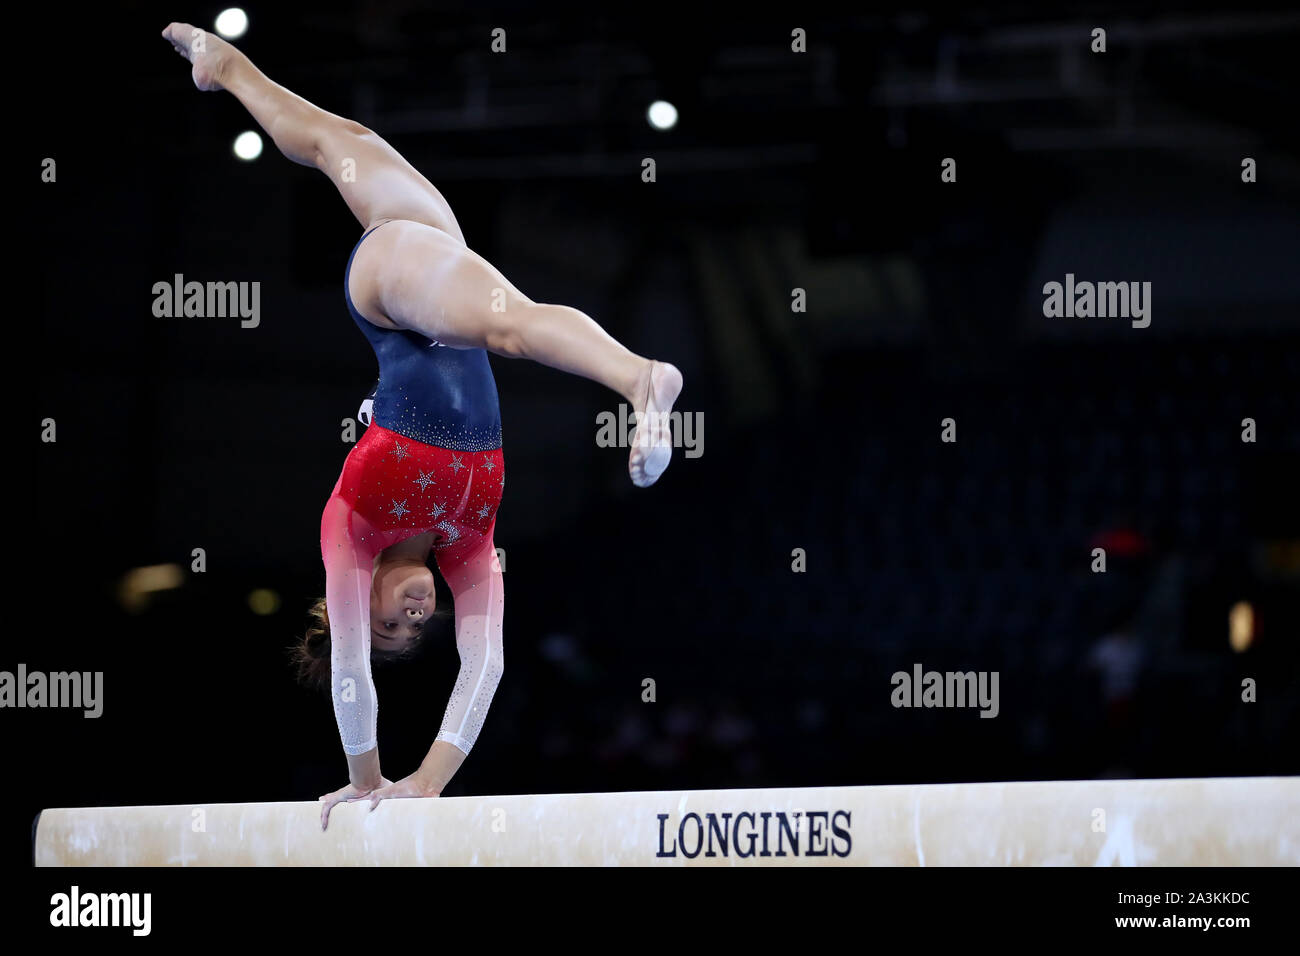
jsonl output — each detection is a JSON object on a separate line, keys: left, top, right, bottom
{"left": 384, "top": 621, "right": 397, "bottom": 630}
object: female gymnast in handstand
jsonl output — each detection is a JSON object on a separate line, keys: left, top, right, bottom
{"left": 161, "top": 23, "right": 683, "bottom": 830}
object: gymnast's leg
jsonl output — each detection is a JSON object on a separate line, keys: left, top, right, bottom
{"left": 349, "top": 219, "right": 682, "bottom": 487}
{"left": 161, "top": 22, "right": 464, "bottom": 238}
{"left": 162, "top": 23, "right": 682, "bottom": 485}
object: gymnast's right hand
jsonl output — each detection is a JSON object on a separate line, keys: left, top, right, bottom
{"left": 319, "top": 778, "right": 392, "bottom": 831}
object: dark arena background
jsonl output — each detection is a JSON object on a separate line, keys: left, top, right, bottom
{"left": 9, "top": 0, "right": 1300, "bottom": 930}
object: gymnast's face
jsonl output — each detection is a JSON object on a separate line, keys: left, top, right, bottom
{"left": 371, "top": 560, "right": 435, "bottom": 648}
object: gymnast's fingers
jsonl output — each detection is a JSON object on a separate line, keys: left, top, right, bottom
{"left": 320, "top": 791, "right": 353, "bottom": 831}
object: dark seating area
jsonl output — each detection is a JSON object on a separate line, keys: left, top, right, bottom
{"left": 459, "top": 334, "right": 1299, "bottom": 795}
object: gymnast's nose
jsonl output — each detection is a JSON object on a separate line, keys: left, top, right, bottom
{"left": 405, "top": 606, "right": 424, "bottom": 620}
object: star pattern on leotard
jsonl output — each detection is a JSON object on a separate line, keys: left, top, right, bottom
{"left": 429, "top": 502, "right": 446, "bottom": 519}
{"left": 476, "top": 504, "right": 492, "bottom": 519}
{"left": 391, "top": 441, "right": 410, "bottom": 462}
{"left": 449, "top": 454, "right": 465, "bottom": 473}
{"left": 434, "top": 520, "right": 461, "bottom": 543}
{"left": 481, "top": 457, "right": 496, "bottom": 473}
{"left": 389, "top": 499, "right": 410, "bottom": 519}
{"left": 413, "top": 470, "right": 436, "bottom": 491}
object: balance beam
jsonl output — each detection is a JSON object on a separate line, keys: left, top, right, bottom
{"left": 34, "top": 776, "right": 1299, "bottom": 866}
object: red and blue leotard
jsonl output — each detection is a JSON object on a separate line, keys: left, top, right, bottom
{"left": 323, "top": 222, "right": 506, "bottom": 758}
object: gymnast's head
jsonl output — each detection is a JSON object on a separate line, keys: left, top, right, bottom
{"left": 292, "top": 556, "right": 438, "bottom": 688}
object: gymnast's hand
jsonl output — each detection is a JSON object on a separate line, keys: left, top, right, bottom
{"left": 318, "top": 778, "right": 393, "bottom": 831}
{"left": 365, "top": 771, "right": 442, "bottom": 810}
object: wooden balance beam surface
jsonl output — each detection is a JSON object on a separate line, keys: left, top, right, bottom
{"left": 33, "top": 776, "right": 1299, "bottom": 866}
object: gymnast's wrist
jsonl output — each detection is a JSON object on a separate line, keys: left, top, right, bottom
{"left": 346, "top": 749, "right": 383, "bottom": 791}
{"left": 411, "top": 766, "right": 443, "bottom": 796}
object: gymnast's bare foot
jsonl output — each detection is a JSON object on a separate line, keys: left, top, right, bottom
{"left": 628, "top": 360, "right": 683, "bottom": 488}
{"left": 161, "top": 22, "right": 234, "bottom": 92}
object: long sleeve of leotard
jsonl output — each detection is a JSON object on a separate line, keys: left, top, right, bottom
{"left": 320, "top": 493, "right": 383, "bottom": 755}
{"left": 433, "top": 535, "right": 505, "bottom": 755}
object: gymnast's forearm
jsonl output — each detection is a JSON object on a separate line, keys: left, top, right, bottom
{"left": 321, "top": 495, "right": 384, "bottom": 788}
{"left": 330, "top": 619, "right": 382, "bottom": 785}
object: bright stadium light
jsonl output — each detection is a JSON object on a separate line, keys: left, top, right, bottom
{"left": 233, "top": 130, "right": 263, "bottom": 160}
{"left": 647, "top": 100, "right": 678, "bottom": 131}
{"left": 215, "top": 8, "right": 249, "bottom": 39}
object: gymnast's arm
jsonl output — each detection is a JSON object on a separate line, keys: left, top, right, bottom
{"left": 413, "top": 536, "right": 505, "bottom": 794}
{"left": 320, "top": 494, "right": 385, "bottom": 789}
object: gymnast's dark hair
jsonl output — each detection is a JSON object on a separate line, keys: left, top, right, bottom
{"left": 291, "top": 597, "right": 334, "bottom": 689}
{"left": 291, "top": 596, "right": 426, "bottom": 691}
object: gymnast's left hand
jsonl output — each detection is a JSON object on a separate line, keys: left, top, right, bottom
{"left": 318, "top": 778, "right": 391, "bottom": 830}
{"left": 366, "top": 772, "right": 441, "bottom": 809}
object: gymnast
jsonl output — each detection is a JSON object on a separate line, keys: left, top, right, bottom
{"left": 161, "top": 23, "right": 683, "bottom": 829}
